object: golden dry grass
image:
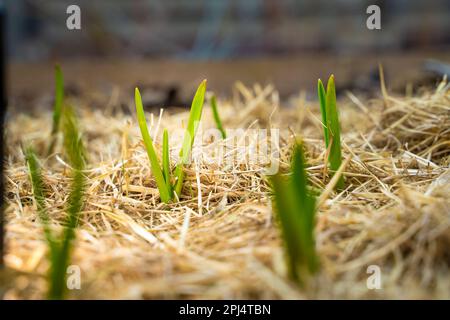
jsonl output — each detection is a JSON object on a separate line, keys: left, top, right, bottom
{"left": 2, "top": 78, "right": 449, "bottom": 299}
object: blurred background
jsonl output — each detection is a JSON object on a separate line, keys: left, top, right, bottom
{"left": 5, "top": 0, "right": 450, "bottom": 108}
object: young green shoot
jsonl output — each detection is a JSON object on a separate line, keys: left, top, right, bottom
{"left": 50, "top": 105, "right": 87, "bottom": 299}
{"left": 134, "top": 80, "right": 206, "bottom": 202}
{"left": 25, "top": 105, "right": 87, "bottom": 300}
{"left": 47, "top": 64, "right": 64, "bottom": 156}
{"left": 270, "top": 142, "right": 318, "bottom": 285}
{"left": 210, "top": 94, "right": 226, "bottom": 139}
{"left": 317, "top": 79, "right": 328, "bottom": 148}
{"left": 162, "top": 129, "right": 172, "bottom": 197}
{"left": 318, "top": 75, "right": 344, "bottom": 189}
{"left": 174, "top": 80, "right": 207, "bottom": 197}
{"left": 135, "top": 88, "right": 172, "bottom": 203}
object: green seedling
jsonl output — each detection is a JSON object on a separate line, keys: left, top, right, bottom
{"left": 47, "top": 64, "right": 64, "bottom": 156}
{"left": 25, "top": 105, "right": 86, "bottom": 300}
{"left": 210, "top": 94, "right": 226, "bottom": 139}
{"left": 135, "top": 80, "right": 207, "bottom": 202}
{"left": 174, "top": 80, "right": 207, "bottom": 197}
{"left": 270, "top": 142, "right": 318, "bottom": 285}
{"left": 318, "top": 75, "right": 344, "bottom": 189}
{"left": 135, "top": 88, "right": 172, "bottom": 203}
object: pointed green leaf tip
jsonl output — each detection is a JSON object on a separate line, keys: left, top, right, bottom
{"left": 317, "top": 79, "right": 328, "bottom": 148}
{"left": 317, "top": 75, "right": 344, "bottom": 190}
{"left": 135, "top": 87, "right": 172, "bottom": 203}
{"left": 179, "top": 79, "right": 207, "bottom": 162}
{"left": 174, "top": 79, "right": 207, "bottom": 197}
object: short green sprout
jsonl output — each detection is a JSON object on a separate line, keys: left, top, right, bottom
{"left": 318, "top": 75, "right": 344, "bottom": 189}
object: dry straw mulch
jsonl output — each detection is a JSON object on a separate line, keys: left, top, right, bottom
{"left": 2, "top": 78, "right": 449, "bottom": 299}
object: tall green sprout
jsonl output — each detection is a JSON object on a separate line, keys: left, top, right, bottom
{"left": 135, "top": 80, "right": 207, "bottom": 202}
{"left": 26, "top": 105, "right": 86, "bottom": 300}
{"left": 270, "top": 142, "right": 318, "bottom": 284}
{"left": 135, "top": 88, "right": 172, "bottom": 203}
{"left": 47, "top": 64, "right": 64, "bottom": 156}
{"left": 318, "top": 75, "right": 344, "bottom": 189}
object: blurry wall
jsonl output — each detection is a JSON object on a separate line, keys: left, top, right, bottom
{"left": 7, "top": 0, "right": 450, "bottom": 62}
